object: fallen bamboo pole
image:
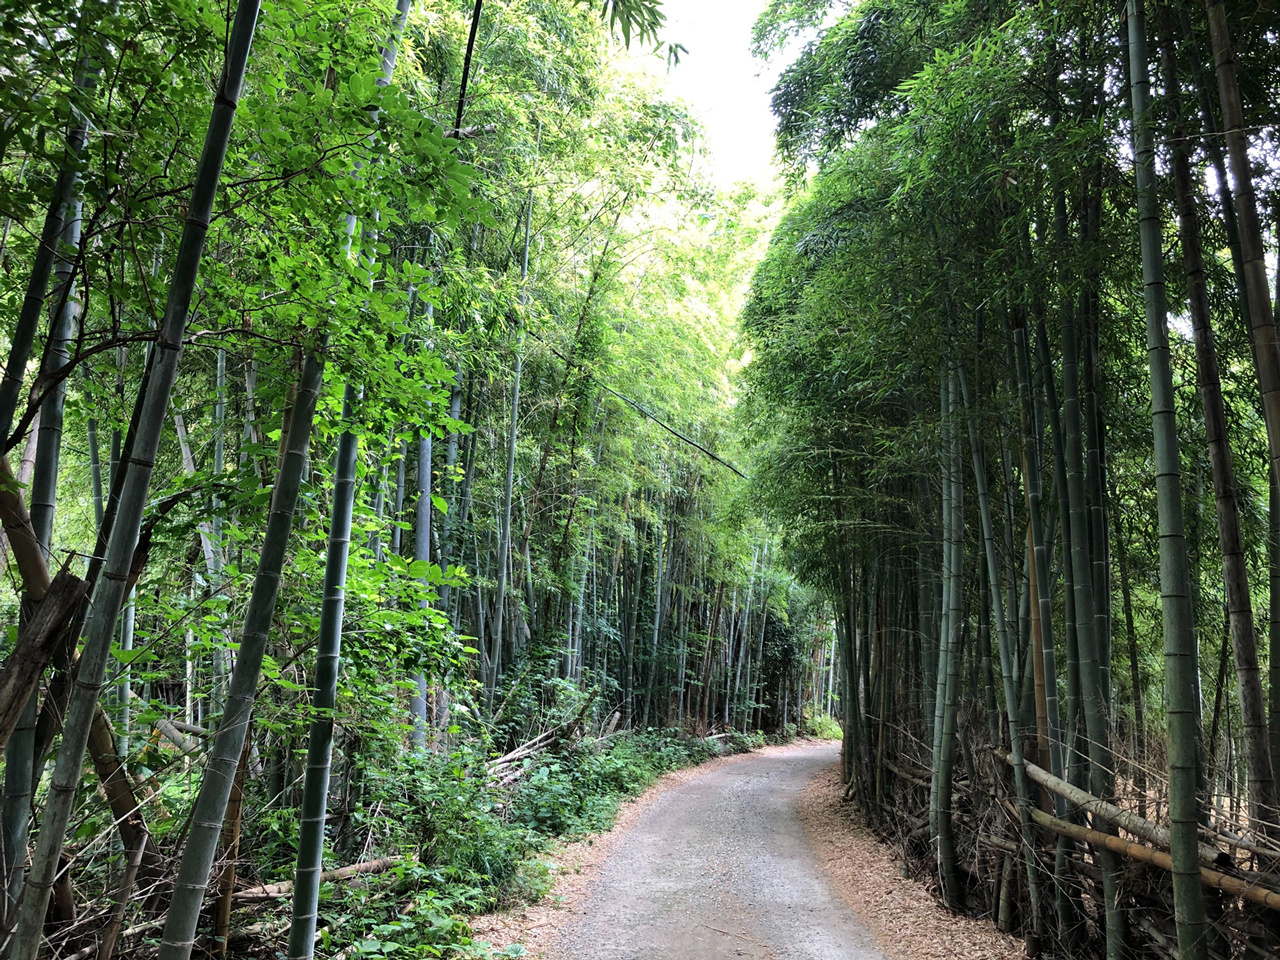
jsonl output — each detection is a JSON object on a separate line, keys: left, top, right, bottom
{"left": 1021, "top": 804, "right": 1280, "bottom": 912}
{"left": 996, "top": 749, "right": 1225, "bottom": 866}
{"left": 882, "top": 758, "right": 929, "bottom": 789}
{"left": 233, "top": 857, "right": 400, "bottom": 901}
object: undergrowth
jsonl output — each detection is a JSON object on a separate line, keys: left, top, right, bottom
{"left": 259, "top": 729, "right": 773, "bottom": 958}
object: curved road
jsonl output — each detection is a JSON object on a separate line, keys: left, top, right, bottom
{"left": 556, "top": 742, "right": 883, "bottom": 960}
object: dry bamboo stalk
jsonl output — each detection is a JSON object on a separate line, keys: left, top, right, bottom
{"left": 1023, "top": 804, "right": 1280, "bottom": 911}
{"left": 233, "top": 857, "right": 401, "bottom": 901}
{"left": 998, "top": 749, "right": 1225, "bottom": 865}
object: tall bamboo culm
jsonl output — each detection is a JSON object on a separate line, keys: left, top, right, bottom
{"left": 1126, "top": 1, "right": 1208, "bottom": 954}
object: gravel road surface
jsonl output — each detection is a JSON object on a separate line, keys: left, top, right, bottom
{"left": 555, "top": 741, "right": 883, "bottom": 960}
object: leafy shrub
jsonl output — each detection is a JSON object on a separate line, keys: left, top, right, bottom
{"left": 801, "top": 713, "right": 843, "bottom": 740}
{"left": 507, "top": 730, "right": 749, "bottom": 837}
{"left": 292, "top": 730, "right": 762, "bottom": 958}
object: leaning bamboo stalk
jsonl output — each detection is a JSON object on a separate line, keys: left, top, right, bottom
{"left": 0, "top": 570, "right": 85, "bottom": 750}
{"left": 1023, "top": 804, "right": 1280, "bottom": 912}
{"left": 159, "top": 351, "right": 324, "bottom": 960}
{"left": 213, "top": 734, "right": 253, "bottom": 957}
{"left": 488, "top": 730, "right": 561, "bottom": 770}
{"left": 86, "top": 701, "right": 166, "bottom": 887}
{"left": 64, "top": 920, "right": 165, "bottom": 960}
{"left": 1155, "top": 1, "right": 1278, "bottom": 834}
{"left": 0, "top": 442, "right": 68, "bottom": 921}
{"left": 0, "top": 418, "right": 42, "bottom": 582}
{"left": 96, "top": 831, "right": 147, "bottom": 960}
{"left": 173, "top": 413, "right": 220, "bottom": 575}
{"left": 0, "top": 1, "right": 110, "bottom": 447}
{"left": 0, "top": 456, "right": 52, "bottom": 601}
{"left": 1203, "top": 0, "right": 1280, "bottom": 489}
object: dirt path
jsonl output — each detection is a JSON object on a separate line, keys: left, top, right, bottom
{"left": 551, "top": 740, "right": 881, "bottom": 960}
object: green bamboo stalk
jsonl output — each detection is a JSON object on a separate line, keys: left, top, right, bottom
{"left": 956, "top": 361, "right": 1043, "bottom": 946}
{"left": 930, "top": 377, "right": 952, "bottom": 840}
{"left": 1013, "top": 324, "right": 1067, "bottom": 789}
{"left": 1035, "top": 319, "right": 1084, "bottom": 786}
{"left": 0, "top": 196, "right": 81, "bottom": 922}
{"left": 1062, "top": 227, "right": 1124, "bottom": 957}
{"left": 1127, "top": 1, "right": 1208, "bottom": 953}
{"left": 1272, "top": 467, "right": 1280, "bottom": 787}
{"left": 1080, "top": 295, "right": 1111, "bottom": 711}
{"left": 489, "top": 184, "right": 534, "bottom": 706}
{"left": 288, "top": 383, "right": 360, "bottom": 959}
{"left": 438, "top": 360, "right": 464, "bottom": 612}
{"left": 1174, "top": 6, "right": 1249, "bottom": 336}
{"left": 979, "top": 559, "right": 999, "bottom": 747}
{"left": 9, "top": 4, "right": 263, "bottom": 954}
{"left": 410, "top": 428, "right": 431, "bottom": 746}
{"left": 1018, "top": 318, "right": 1085, "bottom": 942}
{"left": 28, "top": 202, "right": 79, "bottom": 551}
{"left": 159, "top": 351, "right": 324, "bottom": 960}
{"left": 917, "top": 475, "right": 937, "bottom": 740}
{"left": 165, "top": 0, "right": 413, "bottom": 941}
{"left": 935, "top": 371, "right": 963, "bottom": 909}
{"left": 1203, "top": 0, "right": 1280, "bottom": 483}
{"left": 0, "top": 8, "right": 106, "bottom": 446}
{"left": 88, "top": 412, "right": 104, "bottom": 529}
{"left": 1156, "top": 3, "right": 1277, "bottom": 831}
{"left": 212, "top": 347, "right": 228, "bottom": 710}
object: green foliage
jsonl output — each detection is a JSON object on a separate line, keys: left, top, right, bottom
{"left": 507, "top": 730, "right": 750, "bottom": 834}
{"left": 281, "top": 731, "right": 762, "bottom": 957}
{"left": 800, "top": 713, "right": 841, "bottom": 740}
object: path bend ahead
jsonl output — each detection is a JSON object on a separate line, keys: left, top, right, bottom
{"left": 556, "top": 741, "right": 883, "bottom": 960}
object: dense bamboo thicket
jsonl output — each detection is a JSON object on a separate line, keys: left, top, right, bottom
{"left": 15, "top": 0, "right": 1280, "bottom": 956}
{"left": 741, "top": 0, "right": 1280, "bottom": 957}
{"left": 0, "top": 1, "right": 844, "bottom": 956}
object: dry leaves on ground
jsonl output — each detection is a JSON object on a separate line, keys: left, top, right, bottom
{"left": 798, "top": 763, "right": 1025, "bottom": 960}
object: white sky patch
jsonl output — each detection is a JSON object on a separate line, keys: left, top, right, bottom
{"left": 648, "top": 0, "right": 785, "bottom": 189}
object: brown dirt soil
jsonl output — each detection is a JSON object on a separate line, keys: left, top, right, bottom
{"left": 796, "top": 762, "right": 1025, "bottom": 960}
{"left": 467, "top": 742, "right": 806, "bottom": 958}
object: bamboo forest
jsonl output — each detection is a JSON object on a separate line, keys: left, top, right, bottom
{"left": 8, "top": 0, "right": 1280, "bottom": 956}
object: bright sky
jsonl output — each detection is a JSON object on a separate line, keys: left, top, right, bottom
{"left": 654, "top": 1, "right": 784, "bottom": 189}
